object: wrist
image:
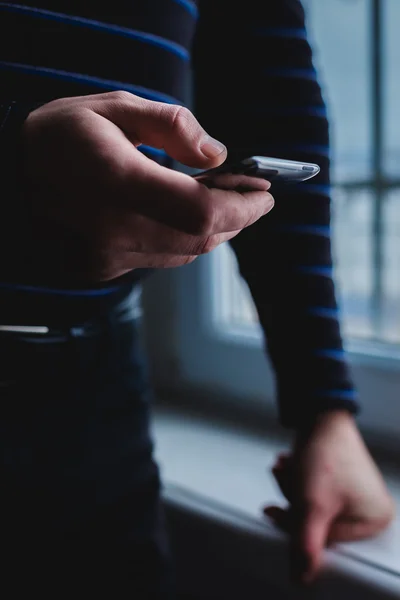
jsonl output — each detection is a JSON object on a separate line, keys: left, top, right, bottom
{"left": 295, "top": 408, "right": 356, "bottom": 445}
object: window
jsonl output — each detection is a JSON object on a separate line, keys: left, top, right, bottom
{"left": 216, "top": 0, "right": 400, "bottom": 345}
{"left": 144, "top": 0, "right": 400, "bottom": 453}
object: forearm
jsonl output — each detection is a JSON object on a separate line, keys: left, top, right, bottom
{"left": 229, "top": 203, "right": 358, "bottom": 429}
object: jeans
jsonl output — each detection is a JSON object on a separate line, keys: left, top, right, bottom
{"left": 0, "top": 287, "right": 173, "bottom": 598}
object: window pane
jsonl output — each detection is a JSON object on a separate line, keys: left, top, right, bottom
{"left": 304, "top": 0, "right": 371, "bottom": 182}
{"left": 384, "top": 0, "right": 400, "bottom": 178}
{"left": 382, "top": 189, "right": 400, "bottom": 343}
{"left": 332, "top": 187, "right": 374, "bottom": 339}
{"left": 212, "top": 244, "right": 258, "bottom": 328}
{"left": 212, "top": 1, "right": 400, "bottom": 347}
{"left": 213, "top": 185, "right": 377, "bottom": 341}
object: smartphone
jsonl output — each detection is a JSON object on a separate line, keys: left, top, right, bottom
{"left": 193, "top": 156, "right": 320, "bottom": 189}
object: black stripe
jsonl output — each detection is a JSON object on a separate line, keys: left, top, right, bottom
{"left": 0, "top": 14, "right": 190, "bottom": 102}
{"left": 0, "top": 1, "right": 197, "bottom": 45}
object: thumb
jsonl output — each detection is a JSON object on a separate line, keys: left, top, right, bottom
{"left": 96, "top": 92, "right": 227, "bottom": 168}
{"left": 292, "top": 505, "right": 333, "bottom": 584}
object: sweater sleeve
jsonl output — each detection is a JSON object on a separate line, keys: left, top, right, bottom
{"left": 193, "top": 0, "right": 359, "bottom": 428}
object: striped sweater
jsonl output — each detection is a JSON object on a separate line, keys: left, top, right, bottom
{"left": 0, "top": 0, "right": 358, "bottom": 427}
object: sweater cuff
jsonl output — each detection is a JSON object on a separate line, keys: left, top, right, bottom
{"left": 277, "top": 382, "right": 360, "bottom": 429}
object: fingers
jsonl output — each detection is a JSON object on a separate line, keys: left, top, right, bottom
{"left": 94, "top": 91, "right": 227, "bottom": 168}
{"left": 88, "top": 250, "right": 198, "bottom": 281}
{"left": 267, "top": 453, "right": 331, "bottom": 583}
{"left": 111, "top": 216, "right": 243, "bottom": 255}
{"left": 264, "top": 505, "right": 391, "bottom": 586}
{"left": 122, "top": 153, "right": 274, "bottom": 236}
{"left": 263, "top": 503, "right": 331, "bottom": 583}
{"left": 264, "top": 506, "right": 290, "bottom": 532}
{"left": 271, "top": 454, "right": 294, "bottom": 501}
{"left": 274, "top": 452, "right": 292, "bottom": 467}
{"left": 264, "top": 500, "right": 334, "bottom": 585}
{"left": 327, "top": 512, "right": 394, "bottom": 544}
{"left": 195, "top": 173, "right": 272, "bottom": 192}
{"left": 291, "top": 504, "right": 333, "bottom": 584}
{"left": 87, "top": 217, "right": 245, "bottom": 278}
{"left": 87, "top": 92, "right": 274, "bottom": 237}
{"left": 128, "top": 224, "right": 244, "bottom": 256}
{"left": 98, "top": 195, "right": 265, "bottom": 256}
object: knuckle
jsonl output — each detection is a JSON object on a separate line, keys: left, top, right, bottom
{"left": 168, "top": 104, "right": 194, "bottom": 134}
{"left": 297, "top": 495, "right": 326, "bottom": 517}
{"left": 194, "top": 199, "right": 217, "bottom": 236}
{"left": 182, "top": 194, "right": 216, "bottom": 237}
{"left": 243, "top": 194, "right": 273, "bottom": 228}
{"left": 310, "top": 498, "right": 327, "bottom": 515}
{"left": 242, "top": 209, "right": 258, "bottom": 229}
{"left": 109, "top": 90, "right": 132, "bottom": 105}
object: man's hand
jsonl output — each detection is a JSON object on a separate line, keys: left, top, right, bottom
{"left": 21, "top": 91, "right": 274, "bottom": 282}
{"left": 264, "top": 410, "right": 395, "bottom": 584}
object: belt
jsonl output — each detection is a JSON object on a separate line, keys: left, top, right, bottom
{"left": 0, "top": 284, "right": 142, "bottom": 337}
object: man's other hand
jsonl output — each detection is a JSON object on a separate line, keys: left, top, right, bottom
{"left": 264, "top": 410, "right": 395, "bottom": 584}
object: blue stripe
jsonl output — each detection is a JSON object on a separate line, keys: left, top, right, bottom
{"left": 0, "top": 282, "right": 121, "bottom": 296}
{"left": 254, "top": 27, "right": 307, "bottom": 40}
{"left": 268, "top": 144, "right": 331, "bottom": 158}
{"left": 315, "top": 349, "right": 346, "bottom": 361}
{"left": 139, "top": 145, "right": 168, "bottom": 159}
{"left": 264, "top": 67, "right": 317, "bottom": 81}
{"left": 284, "top": 184, "right": 331, "bottom": 197}
{"left": 237, "top": 106, "right": 327, "bottom": 119}
{"left": 278, "top": 225, "right": 330, "bottom": 237}
{"left": 0, "top": 3, "right": 189, "bottom": 60}
{"left": 171, "top": 0, "right": 198, "bottom": 17}
{"left": 315, "top": 389, "right": 358, "bottom": 401}
{"left": 268, "top": 106, "right": 327, "bottom": 118}
{"left": 289, "top": 144, "right": 329, "bottom": 156}
{"left": 308, "top": 307, "right": 340, "bottom": 319}
{"left": 0, "top": 62, "right": 180, "bottom": 104}
{"left": 298, "top": 266, "right": 333, "bottom": 278}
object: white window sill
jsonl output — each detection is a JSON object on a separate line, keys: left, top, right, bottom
{"left": 153, "top": 406, "right": 400, "bottom": 599}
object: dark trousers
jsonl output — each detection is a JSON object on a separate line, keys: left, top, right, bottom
{"left": 0, "top": 288, "right": 173, "bottom": 598}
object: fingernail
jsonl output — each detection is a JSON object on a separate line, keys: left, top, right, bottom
{"left": 265, "top": 195, "right": 275, "bottom": 212}
{"left": 201, "top": 135, "right": 227, "bottom": 158}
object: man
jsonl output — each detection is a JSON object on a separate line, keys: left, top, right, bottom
{"left": 0, "top": 0, "right": 394, "bottom": 597}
